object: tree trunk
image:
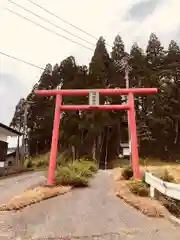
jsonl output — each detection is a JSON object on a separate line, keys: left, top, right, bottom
{"left": 92, "top": 139, "right": 96, "bottom": 160}
{"left": 174, "top": 119, "right": 179, "bottom": 144}
{"left": 72, "top": 145, "right": 76, "bottom": 161}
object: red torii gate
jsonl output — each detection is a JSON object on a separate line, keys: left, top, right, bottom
{"left": 35, "top": 88, "right": 157, "bottom": 185}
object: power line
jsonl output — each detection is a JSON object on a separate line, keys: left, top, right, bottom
{"left": 26, "top": 0, "right": 99, "bottom": 41}
{"left": 8, "top": 0, "right": 96, "bottom": 48}
{"left": 0, "top": 51, "right": 44, "bottom": 70}
{"left": 5, "top": 8, "right": 94, "bottom": 51}
{"left": 26, "top": 0, "right": 112, "bottom": 48}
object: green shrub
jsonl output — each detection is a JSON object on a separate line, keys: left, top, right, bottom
{"left": 55, "top": 166, "right": 74, "bottom": 184}
{"left": 31, "top": 151, "right": 72, "bottom": 170}
{"left": 55, "top": 160, "right": 97, "bottom": 187}
{"left": 69, "top": 175, "right": 89, "bottom": 187}
{"left": 56, "top": 151, "right": 72, "bottom": 166}
{"left": 78, "top": 158, "right": 98, "bottom": 173}
{"left": 128, "top": 180, "right": 149, "bottom": 197}
{"left": 159, "top": 169, "right": 175, "bottom": 183}
{"left": 121, "top": 166, "right": 133, "bottom": 180}
{"left": 55, "top": 166, "right": 88, "bottom": 187}
{"left": 69, "top": 161, "right": 93, "bottom": 178}
{"left": 30, "top": 153, "right": 50, "bottom": 169}
{"left": 35, "top": 159, "right": 47, "bottom": 168}
{"left": 24, "top": 158, "right": 33, "bottom": 169}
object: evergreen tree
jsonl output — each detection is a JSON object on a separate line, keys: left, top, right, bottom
{"left": 111, "top": 35, "right": 126, "bottom": 88}
{"left": 60, "top": 62, "right": 88, "bottom": 159}
{"left": 27, "top": 63, "right": 61, "bottom": 155}
{"left": 130, "top": 42, "right": 145, "bottom": 87}
{"left": 10, "top": 98, "right": 25, "bottom": 132}
{"left": 162, "top": 40, "right": 180, "bottom": 157}
{"left": 108, "top": 35, "right": 128, "bottom": 159}
{"left": 111, "top": 35, "right": 125, "bottom": 61}
{"left": 85, "top": 37, "right": 112, "bottom": 162}
{"left": 146, "top": 33, "right": 164, "bottom": 66}
{"left": 129, "top": 43, "right": 152, "bottom": 155}
{"left": 144, "top": 33, "right": 166, "bottom": 156}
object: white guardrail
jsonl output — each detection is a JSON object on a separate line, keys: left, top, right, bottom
{"left": 145, "top": 172, "right": 180, "bottom": 200}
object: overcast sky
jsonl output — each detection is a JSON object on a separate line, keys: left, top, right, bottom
{"left": 1, "top": 0, "right": 180, "bottom": 146}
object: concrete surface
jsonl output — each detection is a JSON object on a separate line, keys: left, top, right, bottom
{"left": 0, "top": 170, "right": 180, "bottom": 239}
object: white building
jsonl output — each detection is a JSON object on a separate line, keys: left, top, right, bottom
{"left": 0, "top": 123, "right": 22, "bottom": 167}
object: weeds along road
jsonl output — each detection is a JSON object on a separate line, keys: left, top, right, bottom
{"left": 0, "top": 170, "right": 180, "bottom": 239}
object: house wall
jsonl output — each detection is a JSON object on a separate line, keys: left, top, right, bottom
{"left": 0, "top": 154, "right": 16, "bottom": 177}
{"left": 0, "top": 140, "right": 8, "bottom": 161}
{"left": 0, "top": 133, "right": 8, "bottom": 142}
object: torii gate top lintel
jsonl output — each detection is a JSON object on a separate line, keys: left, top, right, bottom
{"left": 35, "top": 88, "right": 157, "bottom": 96}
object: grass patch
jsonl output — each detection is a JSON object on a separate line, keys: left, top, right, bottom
{"left": 24, "top": 153, "right": 50, "bottom": 170}
{"left": 112, "top": 156, "right": 180, "bottom": 183}
{"left": 115, "top": 180, "right": 168, "bottom": 217}
{"left": 24, "top": 151, "right": 73, "bottom": 171}
{"left": 0, "top": 186, "right": 71, "bottom": 211}
{"left": 113, "top": 163, "right": 180, "bottom": 219}
{"left": 23, "top": 155, "right": 98, "bottom": 187}
{"left": 127, "top": 180, "right": 149, "bottom": 197}
{"left": 55, "top": 159, "right": 98, "bottom": 187}
{"left": 113, "top": 166, "right": 170, "bottom": 218}
{"left": 156, "top": 169, "right": 175, "bottom": 183}
{"left": 111, "top": 157, "right": 180, "bottom": 168}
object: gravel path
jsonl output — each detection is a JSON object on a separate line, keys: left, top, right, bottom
{"left": 0, "top": 171, "right": 46, "bottom": 204}
{"left": 0, "top": 170, "right": 180, "bottom": 239}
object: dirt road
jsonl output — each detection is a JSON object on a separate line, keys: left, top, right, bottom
{"left": 0, "top": 171, "right": 46, "bottom": 204}
{"left": 0, "top": 170, "right": 180, "bottom": 239}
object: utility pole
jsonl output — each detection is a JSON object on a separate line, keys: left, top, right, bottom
{"left": 22, "top": 101, "right": 34, "bottom": 160}
{"left": 114, "top": 55, "right": 132, "bottom": 163}
{"left": 23, "top": 103, "right": 29, "bottom": 159}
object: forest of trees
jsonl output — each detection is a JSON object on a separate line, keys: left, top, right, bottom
{"left": 10, "top": 33, "right": 180, "bottom": 166}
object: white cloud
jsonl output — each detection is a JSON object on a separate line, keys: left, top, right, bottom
{"left": 121, "top": 0, "right": 180, "bottom": 49}
{"left": 0, "top": 0, "right": 180, "bottom": 147}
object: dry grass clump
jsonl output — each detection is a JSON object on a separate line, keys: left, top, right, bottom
{"left": 0, "top": 185, "right": 71, "bottom": 211}
{"left": 115, "top": 180, "right": 169, "bottom": 217}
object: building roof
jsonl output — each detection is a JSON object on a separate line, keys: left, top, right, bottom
{"left": 0, "top": 123, "right": 22, "bottom": 137}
